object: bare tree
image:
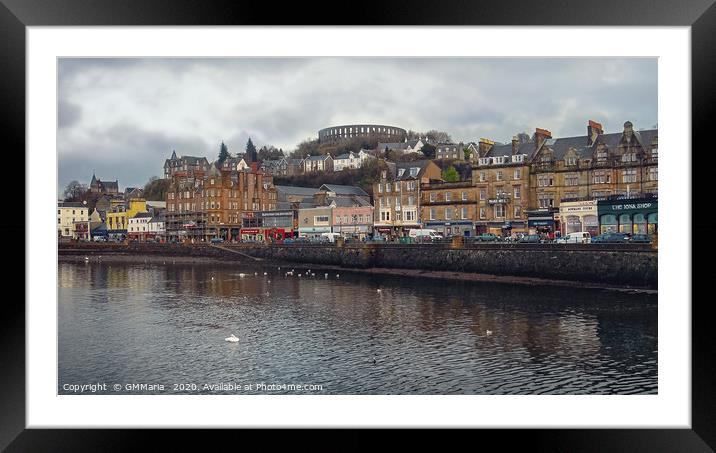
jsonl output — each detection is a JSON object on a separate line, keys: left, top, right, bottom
{"left": 63, "top": 180, "right": 87, "bottom": 201}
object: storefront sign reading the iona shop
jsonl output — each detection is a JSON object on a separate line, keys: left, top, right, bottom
{"left": 610, "top": 202, "right": 655, "bottom": 211}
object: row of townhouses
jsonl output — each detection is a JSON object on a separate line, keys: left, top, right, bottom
{"left": 60, "top": 119, "right": 657, "bottom": 242}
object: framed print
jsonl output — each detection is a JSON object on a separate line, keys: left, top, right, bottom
{"left": 3, "top": 0, "right": 713, "bottom": 450}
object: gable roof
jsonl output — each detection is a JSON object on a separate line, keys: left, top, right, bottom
{"left": 319, "top": 184, "right": 369, "bottom": 197}
{"left": 395, "top": 160, "right": 432, "bottom": 180}
{"left": 275, "top": 185, "right": 319, "bottom": 196}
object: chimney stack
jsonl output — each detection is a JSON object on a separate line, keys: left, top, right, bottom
{"left": 511, "top": 136, "right": 519, "bottom": 155}
{"left": 587, "top": 120, "right": 603, "bottom": 146}
{"left": 478, "top": 138, "right": 495, "bottom": 157}
{"left": 534, "top": 128, "right": 552, "bottom": 149}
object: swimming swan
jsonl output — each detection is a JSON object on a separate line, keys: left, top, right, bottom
{"left": 225, "top": 334, "right": 239, "bottom": 343}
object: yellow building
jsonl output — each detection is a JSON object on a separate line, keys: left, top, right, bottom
{"left": 106, "top": 198, "right": 148, "bottom": 235}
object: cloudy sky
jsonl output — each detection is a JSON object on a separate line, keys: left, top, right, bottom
{"left": 58, "top": 57, "right": 657, "bottom": 195}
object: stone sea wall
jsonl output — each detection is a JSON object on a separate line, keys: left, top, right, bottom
{"left": 59, "top": 242, "right": 657, "bottom": 289}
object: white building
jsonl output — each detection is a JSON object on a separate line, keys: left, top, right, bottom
{"left": 127, "top": 212, "right": 152, "bottom": 240}
{"left": 58, "top": 201, "right": 88, "bottom": 238}
{"left": 148, "top": 214, "right": 166, "bottom": 239}
{"left": 333, "top": 150, "right": 372, "bottom": 171}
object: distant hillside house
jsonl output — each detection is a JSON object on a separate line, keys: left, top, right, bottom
{"left": 89, "top": 173, "right": 119, "bottom": 195}
{"left": 376, "top": 139, "right": 425, "bottom": 156}
{"left": 333, "top": 150, "right": 372, "bottom": 171}
{"left": 303, "top": 154, "right": 334, "bottom": 173}
{"left": 163, "top": 150, "right": 210, "bottom": 179}
{"left": 435, "top": 143, "right": 462, "bottom": 160}
{"left": 286, "top": 158, "right": 305, "bottom": 176}
{"left": 260, "top": 158, "right": 289, "bottom": 176}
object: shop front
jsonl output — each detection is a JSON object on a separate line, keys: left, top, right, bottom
{"left": 240, "top": 228, "right": 263, "bottom": 242}
{"left": 425, "top": 221, "right": 474, "bottom": 237}
{"left": 559, "top": 200, "right": 599, "bottom": 236}
{"left": 597, "top": 198, "right": 658, "bottom": 234}
{"left": 527, "top": 209, "right": 559, "bottom": 235}
{"left": 333, "top": 224, "right": 372, "bottom": 239}
{"left": 297, "top": 226, "right": 331, "bottom": 239}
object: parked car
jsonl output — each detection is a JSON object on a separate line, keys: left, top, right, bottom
{"left": 210, "top": 237, "right": 224, "bottom": 244}
{"left": 519, "top": 234, "right": 542, "bottom": 243}
{"left": 474, "top": 233, "right": 500, "bottom": 242}
{"left": 629, "top": 233, "right": 653, "bottom": 243}
{"left": 556, "top": 231, "right": 592, "bottom": 244}
{"left": 591, "top": 232, "right": 629, "bottom": 243}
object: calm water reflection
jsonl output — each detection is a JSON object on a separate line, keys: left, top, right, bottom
{"left": 58, "top": 262, "right": 657, "bottom": 394}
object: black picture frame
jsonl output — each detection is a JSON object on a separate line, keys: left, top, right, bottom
{"left": 3, "top": 0, "right": 712, "bottom": 450}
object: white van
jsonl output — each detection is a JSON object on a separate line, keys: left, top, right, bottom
{"left": 320, "top": 232, "right": 342, "bottom": 243}
{"left": 408, "top": 229, "right": 443, "bottom": 241}
{"left": 557, "top": 231, "right": 591, "bottom": 244}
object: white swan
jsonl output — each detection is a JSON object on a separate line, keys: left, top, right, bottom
{"left": 486, "top": 330, "right": 493, "bottom": 336}
{"left": 225, "top": 334, "right": 239, "bottom": 343}
{"left": 238, "top": 273, "right": 247, "bottom": 278}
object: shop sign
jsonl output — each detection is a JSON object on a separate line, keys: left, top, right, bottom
{"left": 488, "top": 198, "right": 509, "bottom": 205}
{"left": 241, "top": 229, "right": 259, "bottom": 234}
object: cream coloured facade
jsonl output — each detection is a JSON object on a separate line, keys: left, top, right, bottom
{"left": 58, "top": 201, "right": 88, "bottom": 238}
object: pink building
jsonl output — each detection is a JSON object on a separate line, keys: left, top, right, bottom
{"left": 331, "top": 201, "right": 374, "bottom": 239}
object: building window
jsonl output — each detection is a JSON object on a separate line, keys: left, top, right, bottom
{"left": 538, "top": 196, "right": 554, "bottom": 208}
{"left": 480, "top": 208, "right": 486, "bottom": 219}
{"left": 565, "top": 174, "right": 579, "bottom": 186}
{"left": 408, "top": 196, "right": 415, "bottom": 206}
{"left": 461, "top": 191, "right": 468, "bottom": 201}
{"left": 378, "top": 184, "right": 383, "bottom": 193}
{"left": 513, "top": 169, "right": 521, "bottom": 180}
{"left": 385, "top": 184, "right": 391, "bottom": 193}
{"left": 651, "top": 148, "right": 658, "bottom": 161}
{"left": 430, "top": 193, "right": 436, "bottom": 202}
{"left": 461, "top": 207, "right": 468, "bottom": 219}
{"left": 513, "top": 186, "right": 521, "bottom": 199}
{"left": 496, "top": 171, "right": 503, "bottom": 181}
{"left": 445, "top": 208, "right": 452, "bottom": 220}
{"left": 445, "top": 192, "right": 452, "bottom": 202}
{"left": 649, "top": 167, "right": 658, "bottom": 181}
{"left": 621, "top": 152, "right": 637, "bottom": 162}
{"left": 395, "top": 196, "right": 401, "bottom": 207}
{"left": 593, "top": 171, "right": 610, "bottom": 184}
{"left": 479, "top": 188, "right": 486, "bottom": 200}
{"left": 566, "top": 156, "right": 577, "bottom": 166}
{"left": 514, "top": 206, "right": 522, "bottom": 218}
{"left": 480, "top": 172, "right": 486, "bottom": 182}
{"left": 494, "top": 204, "right": 505, "bottom": 218}
{"left": 405, "top": 211, "right": 416, "bottom": 222}
{"left": 622, "top": 168, "right": 637, "bottom": 183}
{"left": 429, "top": 208, "right": 436, "bottom": 220}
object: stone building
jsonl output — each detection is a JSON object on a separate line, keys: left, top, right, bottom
{"left": 472, "top": 138, "right": 533, "bottom": 235}
{"left": 527, "top": 120, "right": 658, "bottom": 234}
{"left": 165, "top": 161, "right": 277, "bottom": 241}
{"left": 372, "top": 160, "right": 442, "bottom": 237}
{"left": 420, "top": 181, "right": 477, "bottom": 237}
{"left": 163, "top": 151, "right": 210, "bottom": 179}
{"left": 89, "top": 173, "right": 119, "bottom": 195}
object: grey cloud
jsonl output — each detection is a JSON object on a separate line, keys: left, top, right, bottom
{"left": 58, "top": 57, "right": 657, "bottom": 195}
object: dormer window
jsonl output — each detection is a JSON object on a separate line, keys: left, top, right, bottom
{"left": 398, "top": 169, "right": 405, "bottom": 177}
{"left": 512, "top": 155, "right": 524, "bottom": 163}
{"left": 566, "top": 156, "right": 577, "bottom": 166}
{"left": 479, "top": 158, "right": 490, "bottom": 166}
{"left": 651, "top": 147, "right": 658, "bottom": 161}
{"left": 409, "top": 167, "right": 419, "bottom": 177}
{"left": 597, "top": 149, "right": 608, "bottom": 162}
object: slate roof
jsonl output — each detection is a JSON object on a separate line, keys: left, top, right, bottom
{"left": 543, "top": 128, "right": 657, "bottom": 160}
{"left": 275, "top": 185, "right": 319, "bottom": 196}
{"left": 58, "top": 201, "right": 85, "bottom": 208}
{"left": 319, "top": 184, "right": 369, "bottom": 197}
{"left": 305, "top": 154, "right": 332, "bottom": 161}
{"left": 395, "top": 160, "right": 431, "bottom": 180}
{"left": 330, "top": 196, "right": 373, "bottom": 208}
{"left": 486, "top": 141, "right": 535, "bottom": 158}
